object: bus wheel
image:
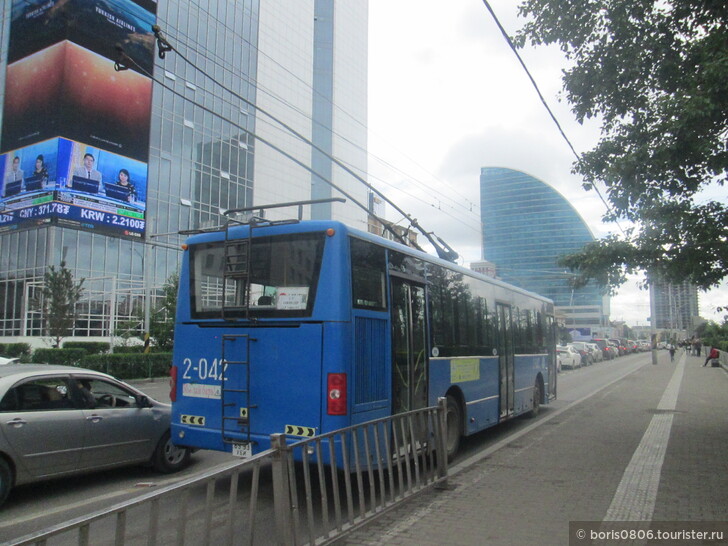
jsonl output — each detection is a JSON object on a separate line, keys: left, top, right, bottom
{"left": 527, "top": 379, "right": 541, "bottom": 418}
{"left": 445, "top": 395, "right": 462, "bottom": 461}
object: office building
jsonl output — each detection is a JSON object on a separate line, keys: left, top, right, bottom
{"left": 469, "top": 260, "right": 497, "bottom": 279}
{"left": 0, "top": 0, "right": 369, "bottom": 343}
{"left": 649, "top": 278, "right": 700, "bottom": 336}
{"left": 480, "top": 167, "right": 609, "bottom": 334}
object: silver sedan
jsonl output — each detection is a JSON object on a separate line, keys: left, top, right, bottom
{"left": 0, "top": 364, "right": 191, "bottom": 507}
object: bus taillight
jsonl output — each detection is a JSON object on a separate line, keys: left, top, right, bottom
{"left": 170, "top": 365, "right": 178, "bottom": 402}
{"left": 327, "top": 373, "right": 347, "bottom": 415}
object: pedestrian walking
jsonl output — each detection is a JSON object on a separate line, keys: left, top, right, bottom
{"left": 669, "top": 344, "right": 676, "bottom": 362}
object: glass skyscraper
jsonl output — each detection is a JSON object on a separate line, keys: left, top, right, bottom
{"left": 480, "top": 167, "right": 608, "bottom": 331}
{"left": 0, "top": 0, "right": 369, "bottom": 344}
{"left": 649, "top": 277, "right": 700, "bottom": 334}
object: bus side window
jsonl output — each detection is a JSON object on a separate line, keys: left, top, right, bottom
{"left": 350, "top": 238, "right": 387, "bottom": 310}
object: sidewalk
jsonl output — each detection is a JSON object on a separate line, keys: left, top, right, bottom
{"left": 337, "top": 352, "right": 728, "bottom": 545}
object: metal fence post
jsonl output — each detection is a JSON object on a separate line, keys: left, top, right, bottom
{"left": 436, "top": 397, "right": 449, "bottom": 487}
{"left": 271, "top": 433, "right": 295, "bottom": 546}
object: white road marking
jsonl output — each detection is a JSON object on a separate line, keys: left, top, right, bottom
{"left": 604, "top": 353, "right": 686, "bottom": 521}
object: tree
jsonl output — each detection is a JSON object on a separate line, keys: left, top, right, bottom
{"left": 41, "top": 262, "right": 85, "bottom": 348}
{"left": 516, "top": 0, "right": 728, "bottom": 291}
{"left": 149, "top": 272, "right": 179, "bottom": 352}
{"left": 701, "top": 320, "right": 728, "bottom": 351}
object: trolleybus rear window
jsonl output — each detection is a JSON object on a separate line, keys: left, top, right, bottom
{"left": 189, "top": 233, "right": 325, "bottom": 318}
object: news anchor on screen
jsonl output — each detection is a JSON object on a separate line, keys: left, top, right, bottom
{"left": 105, "top": 169, "right": 137, "bottom": 203}
{"left": 3, "top": 156, "right": 24, "bottom": 197}
{"left": 72, "top": 153, "right": 102, "bottom": 182}
{"left": 33, "top": 155, "right": 49, "bottom": 180}
{"left": 24, "top": 154, "right": 49, "bottom": 191}
{"left": 70, "top": 153, "right": 102, "bottom": 194}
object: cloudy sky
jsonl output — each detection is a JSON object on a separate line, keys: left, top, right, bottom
{"left": 367, "top": 0, "right": 726, "bottom": 326}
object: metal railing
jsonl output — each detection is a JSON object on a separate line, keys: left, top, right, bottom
{"left": 10, "top": 399, "right": 448, "bottom": 546}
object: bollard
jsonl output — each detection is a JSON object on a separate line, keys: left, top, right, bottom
{"left": 436, "top": 397, "right": 449, "bottom": 488}
{"left": 270, "top": 433, "right": 295, "bottom": 546}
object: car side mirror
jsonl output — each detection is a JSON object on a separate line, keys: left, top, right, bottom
{"left": 136, "top": 395, "right": 152, "bottom": 408}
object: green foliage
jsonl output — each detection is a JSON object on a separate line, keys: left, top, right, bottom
{"left": 516, "top": 0, "right": 728, "bottom": 290}
{"left": 694, "top": 321, "right": 711, "bottom": 339}
{"left": 33, "top": 348, "right": 87, "bottom": 366}
{"left": 0, "top": 343, "right": 32, "bottom": 359}
{"left": 62, "top": 341, "right": 110, "bottom": 355}
{"left": 77, "top": 352, "right": 173, "bottom": 379}
{"left": 701, "top": 321, "right": 728, "bottom": 352}
{"left": 112, "top": 345, "right": 148, "bottom": 353}
{"left": 149, "top": 272, "right": 179, "bottom": 352}
{"left": 40, "top": 262, "right": 85, "bottom": 348}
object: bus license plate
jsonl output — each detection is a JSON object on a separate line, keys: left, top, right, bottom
{"left": 232, "top": 442, "right": 252, "bottom": 458}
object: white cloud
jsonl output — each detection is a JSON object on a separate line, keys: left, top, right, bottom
{"left": 368, "top": 0, "right": 725, "bottom": 325}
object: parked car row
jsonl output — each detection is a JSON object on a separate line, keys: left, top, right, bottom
{"left": 557, "top": 340, "right": 603, "bottom": 370}
{"left": 558, "top": 337, "right": 651, "bottom": 371}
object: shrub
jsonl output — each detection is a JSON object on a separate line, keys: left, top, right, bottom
{"left": 78, "top": 352, "right": 173, "bottom": 380}
{"left": 33, "top": 348, "right": 87, "bottom": 366}
{"left": 62, "top": 341, "right": 110, "bottom": 355}
{"left": 0, "top": 343, "right": 32, "bottom": 359}
{"left": 112, "top": 345, "right": 147, "bottom": 354}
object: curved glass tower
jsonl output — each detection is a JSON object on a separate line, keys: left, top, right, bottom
{"left": 480, "top": 167, "right": 607, "bottom": 330}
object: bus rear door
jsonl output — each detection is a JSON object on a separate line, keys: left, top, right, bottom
{"left": 496, "top": 302, "right": 515, "bottom": 418}
{"left": 390, "top": 277, "right": 428, "bottom": 415}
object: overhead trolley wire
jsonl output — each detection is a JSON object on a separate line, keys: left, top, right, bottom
{"left": 480, "top": 0, "right": 625, "bottom": 235}
{"left": 114, "top": 46, "right": 415, "bottom": 249}
{"left": 159, "top": 0, "right": 480, "bottom": 223}
{"left": 74, "top": 0, "right": 479, "bottom": 235}
{"left": 138, "top": 25, "right": 459, "bottom": 261}
{"left": 182, "top": 0, "right": 480, "bottom": 215}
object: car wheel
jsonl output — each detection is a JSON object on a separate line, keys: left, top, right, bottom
{"left": 445, "top": 395, "right": 462, "bottom": 461}
{"left": 0, "top": 458, "right": 12, "bottom": 507}
{"left": 153, "top": 431, "right": 191, "bottom": 473}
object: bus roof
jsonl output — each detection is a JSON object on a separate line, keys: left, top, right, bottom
{"left": 183, "top": 219, "right": 555, "bottom": 308}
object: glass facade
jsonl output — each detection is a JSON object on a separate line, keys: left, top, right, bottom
{"left": 649, "top": 277, "right": 699, "bottom": 333}
{"left": 480, "top": 167, "right": 607, "bottom": 328}
{"left": 0, "top": 1, "right": 369, "bottom": 342}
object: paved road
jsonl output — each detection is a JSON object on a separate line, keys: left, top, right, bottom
{"left": 339, "top": 350, "right": 728, "bottom": 545}
{"left": 4, "top": 351, "right": 724, "bottom": 545}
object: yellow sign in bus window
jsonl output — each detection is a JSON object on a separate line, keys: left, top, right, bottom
{"left": 450, "top": 358, "right": 480, "bottom": 382}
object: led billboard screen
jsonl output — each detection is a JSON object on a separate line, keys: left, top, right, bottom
{"left": 1, "top": 0, "right": 157, "bottom": 239}
{"left": 8, "top": 0, "right": 157, "bottom": 74}
{"left": 3, "top": 41, "right": 153, "bottom": 161}
{"left": 0, "top": 137, "right": 147, "bottom": 239}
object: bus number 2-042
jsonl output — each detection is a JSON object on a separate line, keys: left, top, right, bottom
{"left": 182, "top": 358, "right": 228, "bottom": 381}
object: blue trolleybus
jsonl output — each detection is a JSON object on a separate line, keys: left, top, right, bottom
{"left": 170, "top": 209, "right": 557, "bottom": 460}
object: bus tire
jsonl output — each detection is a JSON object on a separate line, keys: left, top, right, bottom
{"left": 445, "top": 395, "right": 462, "bottom": 461}
{"left": 153, "top": 431, "right": 191, "bottom": 473}
{"left": 527, "top": 379, "right": 541, "bottom": 418}
{"left": 0, "top": 457, "right": 12, "bottom": 507}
